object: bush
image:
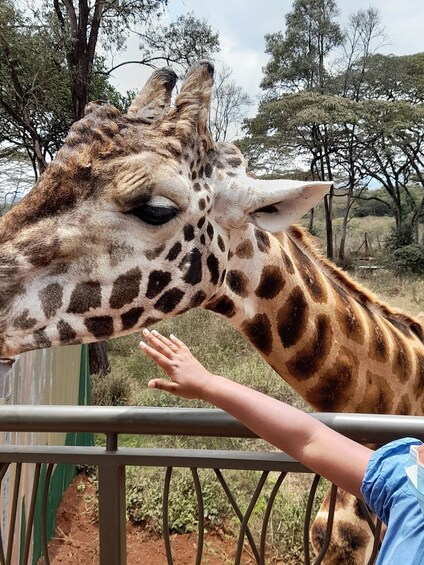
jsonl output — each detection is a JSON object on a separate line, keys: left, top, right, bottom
{"left": 389, "top": 244, "right": 424, "bottom": 276}
{"left": 91, "top": 369, "right": 136, "bottom": 406}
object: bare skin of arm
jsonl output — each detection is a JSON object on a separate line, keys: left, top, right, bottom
{"left": 140, "top": 329, "right": 373, "bottom": 500}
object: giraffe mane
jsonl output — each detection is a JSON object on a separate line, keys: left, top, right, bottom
{"left": 282, "top": 224, "right": 424, "bottom": 342}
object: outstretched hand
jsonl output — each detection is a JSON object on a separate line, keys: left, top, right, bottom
{"left": 139, "top": 329, "right": 216, "bottom": 400}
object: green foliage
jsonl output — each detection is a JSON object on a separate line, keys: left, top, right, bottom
{"left": 388, "top": 244, "right": 424, "bottom": 277}
{"left": 385, "top": 225, "right": 414, "bottom": 250}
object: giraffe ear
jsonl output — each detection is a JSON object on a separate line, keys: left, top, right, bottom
{"left": 127, "top": 68, "right": 177, "bottom": 120}
{"left": 247, "top": 179, "right": 332, "bottom": 232}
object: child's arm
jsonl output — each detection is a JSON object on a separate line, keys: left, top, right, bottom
{"left": 140, "top": 329, "right": 373, "bottom": 499}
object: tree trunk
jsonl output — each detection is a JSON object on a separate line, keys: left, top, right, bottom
{"left": 89, "top": 342, "right": 110, "bottom": 376}
{"left": 324, "top": 191, "right": 334, "bottom": 259}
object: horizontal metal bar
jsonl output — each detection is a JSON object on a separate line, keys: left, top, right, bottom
{"left": 0, "top": 406, "right": 423, "bottom": 442}
{"left": 0, "top": 445, "right": 310, "bottom": 471}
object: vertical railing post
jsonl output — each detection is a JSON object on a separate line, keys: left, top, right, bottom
{"left": 98, "top": 433, "right": 126, "bottom": 565}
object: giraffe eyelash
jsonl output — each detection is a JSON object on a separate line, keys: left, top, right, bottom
{"left": 127, "top": 204, "right": 178, "bottom": 226}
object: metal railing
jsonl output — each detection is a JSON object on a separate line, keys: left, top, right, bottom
{"left": 0, "top": 406, "right": 424, "bottom": 565}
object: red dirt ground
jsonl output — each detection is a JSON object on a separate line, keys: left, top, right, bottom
{"left": 39, "top": 475, "right": 283, "bottom": 564}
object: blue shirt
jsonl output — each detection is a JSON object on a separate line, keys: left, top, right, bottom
{"left": 361, "top": 438, "right": 424, "bottom": 564}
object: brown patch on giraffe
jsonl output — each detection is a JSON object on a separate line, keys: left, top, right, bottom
{"left": 179, "top": 249, "right": 202, "bottom": 285}
{"left": 413, "top": 353, "right": 424, "bottom": 397}
{"left": 330, "top": 281, "right": 364, "bottom": 344}
{"left": 109, "top": 268, "right": 142, "bottom": 310}
{"left": 217, "top": 234, "right": 225, "bottom": 252}
{"left": 68, "top": 282, "right": 102, "bottom": 314}
{"left": 205, "top": 295, "right": 236, "bottom": 318}
{"left": 319, "top": 489, "right": 350, "bottom": 511}
{"left": 226, "top": 270, "right": 249, "bottom": 297}
{"left": 276, "top": 286, "right": 309, "bottom": 348}
{"left": 197, "top": 217, "right": 206, "bottom": 229}
{"left": 189, "top": 290, "right": 207, "bottom": 308}
{"left": 183, "top": 224, "right": 195, "bottom": 241}
{"left": 365, "top": 310, "right": 389, "bottom": 362}
{"left": 198, "top": 198, "right": 206, "bottom": 211}
{"left": 146, "top": 270, "right": 172, "bottom": 299}
{"left": 390, "top": 328, "right": 412, "bottom": 383}
{"left": 235, "top": 240, "right": 254, "bottom": 259}
{"left": 13, "top": 310, "right": 37, "bottom": 331}
{"left": 355, "top": 370, "right": 394, "bottom": 414}
{"left": 16, "top": 235, "right": 59, "bottom": 268}
{"left": 255, "top": 265, "right": 285, "bottom": 300}
{"left": 39, "top": 283, "right": 64, "bottom": 319}
{"left": 396, "top": 394, "right": 412, "bottom": 415}
{"left": 287, "top": 315, "right": 333, "bottom": 381}
{"left": 306, "top": 346, "right": 358, "bottom": 411}
{"left": 166, "top": 242, "right": 182, "bottom": 262}
{"left": 206, "top": 222, "right": 214, "bottom": 241}
{"left": 48, "top": 262, "right": 69, "bottom": 276}
{"left": 57, "top": 320, "right": 77, "bottom": 343}
{"left": 281, "top": 249, "right": 295, "bottom": 274}
{"left": 85, "top": 316, "right": 114, "bottom": 339}
{"left": 33, "top": 328, "right": 51, "bottom": 349}
{"left": 121, "top": 307, "right": 144, "bottom": 330}
{"left": 145, "top": 244, "right": 165, "bottom": 261}
{"left": 206, "top": 254, "right": 220, "bottom": 285}
{"left": 154, "top": 288, "right": 185, "bottom": 314}
{"left": 254, "top": 229, "right": 271, "bottom": 253}
{"left": 242, "top": 314, "right": 273, "bottom": 356}
{"left": 289, "top": 239, "right": 327, "bottom": 303}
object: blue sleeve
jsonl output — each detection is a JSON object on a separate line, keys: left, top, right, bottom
{"left": 361, "top": 438, "right": 421, "bottom": 524}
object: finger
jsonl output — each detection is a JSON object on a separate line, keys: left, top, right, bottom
{"left": 139, "top": 341, "right": 173, "bottom": 370}
{"left": 148, "top": 379, "right": 178, "bottom": 394}
{"left": 169, "top": 333, "right": 188, "bottom": 351}
{"left": 150, "top": 330, "right": 178, "bottom": 351}
{"left": 142, "top": 329, "right": 175, "bottom": 358}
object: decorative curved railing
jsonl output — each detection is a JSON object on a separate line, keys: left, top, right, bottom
{"left": 0, "top": 406, "right": 423, "bottom": 565}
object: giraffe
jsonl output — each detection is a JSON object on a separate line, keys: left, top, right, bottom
{"left": 0, "top": 61, "right": 423, "bottom": 563}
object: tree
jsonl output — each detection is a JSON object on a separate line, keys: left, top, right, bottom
{"left": 209, "top": 65, "right": 252, "bottom": 142}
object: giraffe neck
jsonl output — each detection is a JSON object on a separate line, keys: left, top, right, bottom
{"left": 206, "top": 225, "right": 424, "bottom": 415}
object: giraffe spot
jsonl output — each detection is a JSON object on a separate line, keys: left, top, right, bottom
{"left": 197, "top": 217, "right": 206, "bottom": 229}
{"left": 338, "top": 521, "right": 369, "bottom": 551}
{"left": 200, "top": 234, "right": 206, "bottom": 245}
{"left": 217, "top": 235, "right": 225, "bottom": 252}
{"left": 190, "top": 290, "right": 207, "bottom": 308}
{"left": 355, "top": 371, "right": 393, "bottom": 414}
{"left": 68, "top": 282, "right": 101, "bottom": 314}
{"left": 204, "top": 162, "right": 213, "bottom": 177}
{"left": 290, "top": 242, "right": 327, "bottom": 303}
{"left": 226, "top": 270, "right": 249, "bottom": 297}
{"left": 242, "top": 313, "right": 273, "bottom": 355}
{"left": 198, "top": 198, "right": 206, "bottom": 211}
{"left": 255, "top": 265, "right": 285, "bottom": 300}
{"left": 144, "top": 316, "right": 160, "bottom": 327}
{"left": 121, "top": 307, "right": 144, "bottom": 330}
{"left": 13, "top": 310, "right": 37, "bottom": 331}
{"left": 235, "top": 240, "right": 254, "bottom": 259}
{"left": 166, "top": 242, "right": 182, "bottom": 262}
{"left": 205, "top": 295, "right": 236, "bottom": 318}
{"left": 193, "top": 182, "right": 201, "bottom": 192}
{"left": 207, "top": 254, "right": 220, "bottom": 285}
{"left": 207, "top": 222, "right": 214, "bottom": 241}
{"left": 332, "top": 283, "right": 364, "bottom": 344}
{"left": 277, "top": 286, "right": 309, "bottom": 348}
{"left": 85, "top": 316, "right": 114, "bottom": 339}
{"left": 48, "top": 262, "right": 69, "bottom": 276}
{"left": 220, "top": 268, "right": 227, "bottom": 285}
{"left": 179, "top": 249, "right": 202, "bottom": 286}
{"left": 287, "top": 315, "right": 332, "bottom": 381}
{"left": 227, "top": 157, "right": 242, "bottom": 168}
{"left": 57, "top": 320, "right": 77, "bottom": 343}
{"left": 198, "top": 165, "right": 204, "bottom": 177}
{"left": 365, "top": 310, "right": 388, "bottom": 362}
{"left": 306, "top": 359, "right": 355, "bottom": 411}
{"left": 414, "top": 353, "right": 424, "bottom": 396}
{"left": 109, "top": 268, "right": 142, "bottom": 310}
{"left": 396, "top": 394, "right": 412, "bottom": 415}
{"left": 183, "top": 224, "right": 195, "bottom": 242}
{"left": 146, "top": 270, "right": 172, "bottom": 299}
{"left": 33, "top": 328, "right": 51, "bottom": 349}
{"left": 154, "top": 288, "right": 185, "bottom": 313}
{"left": 390, "top": 329, "right": 412, "bottom": 384}
{"left": 39, "top": 283, "right": 63, "bottom": 319}
{"left": 281, "top": 249, "right": 295, "bottom": 274}
{"left": 254, "top": 229, "right": 271, "bottom": 253}
{"left": 191, "top": 170, "right": 197, "bottom": 180}
{"left": 145, "top": 244, "right": 165, "bottom": 260}
{"left": 17, "top": 237, "right": 59, "bottom": 268}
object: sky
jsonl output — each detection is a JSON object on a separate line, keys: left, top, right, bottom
{"left": 108, "top": 0, "right": 424, "bottom": 108}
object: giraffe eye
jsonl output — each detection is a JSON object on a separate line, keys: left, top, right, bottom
{"left": 128, "top": 204, "right": 178, "bottom": 226}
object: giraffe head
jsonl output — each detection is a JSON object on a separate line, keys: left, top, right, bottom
{"left": 0, "top": 61, "right": 331, "bottom": 359}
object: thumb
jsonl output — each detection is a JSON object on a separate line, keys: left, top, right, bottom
{"left": 148, "top": 379, "right": 177, "bottom": 394}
